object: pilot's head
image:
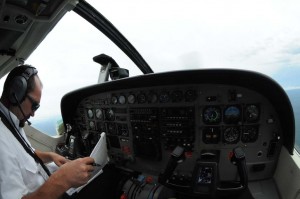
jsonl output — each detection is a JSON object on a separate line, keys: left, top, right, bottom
{"left": 1, "top": 65, "right": 43, "bottom": 127}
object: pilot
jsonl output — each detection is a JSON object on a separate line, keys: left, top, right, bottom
{"left": 0, "top": 65, "right": 95, "bottom": 199}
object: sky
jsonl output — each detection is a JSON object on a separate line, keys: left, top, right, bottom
{"left": 90, "top": 0, "right": 300, "bottom": 73}
{"left": 1, "top": 0, "right": 300, "bottom": 126}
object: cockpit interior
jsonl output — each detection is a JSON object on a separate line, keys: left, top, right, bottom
{"left": 1, "top": 0, "right": 298, "bottom": 198}
{"left": 58, "top": 59, "right": 294, "bottom": 198}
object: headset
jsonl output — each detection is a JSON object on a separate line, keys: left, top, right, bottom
{"left": 8, "top": 66, "right": 38, "bottom": 105}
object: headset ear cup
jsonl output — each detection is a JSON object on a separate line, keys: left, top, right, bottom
{"left": 8, "top": 76, "right": 27, "bottom": 105}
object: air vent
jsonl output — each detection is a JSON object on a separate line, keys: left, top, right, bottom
{"left": 15, "top": 15, "right": 28, "bottom": 24}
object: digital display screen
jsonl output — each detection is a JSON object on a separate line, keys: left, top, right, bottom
{"left": 197, "top": 166, "right": 213, "bottom": 184}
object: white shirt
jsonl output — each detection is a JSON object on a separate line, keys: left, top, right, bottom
{"left": 0, "top": 102, "right": 47, "bottom": 199}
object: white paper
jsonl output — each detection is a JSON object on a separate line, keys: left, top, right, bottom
{"left": 67, "top": 132, "right": 109, "bottom": 195}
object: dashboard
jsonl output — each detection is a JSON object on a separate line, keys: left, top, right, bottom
{"left": 60, "top": 69, "right": 294, "bottom": 198}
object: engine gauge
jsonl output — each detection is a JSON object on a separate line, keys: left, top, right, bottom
{"left": 245, "top": 104, "right": 260, "bottom": 122}
{"left": 148, "top": 92, "right": 158, "bottom": 103}
{"left": 171, "top": 90, "right": 183, "bottom": 102}
{"left": 111, "top": 96, "right": 118, "bottom": 104}
{"left": 128, "top": 94, "right": 135, "bottom": 104}
{"left": 118, "top": 95, "right": 126, "bottom": 104}
{"left": 137, "top": 93, "right": 147, "bottom": 104}
{"left": 95, "top": 109, "right": 103, "bottom": 120}
{"left": 105, "top": 108, "right": 115, "bottom": 121}
{"left": 202, "top": 127, "right": 220, "bottom": 144}
{"left": 203, "top": 106, "right": 221, "bottom": 124}
{"left": 159, "top": 91, "right": 170, "bottom": 103}
{"left": 241, "top": 126, "right": 259, "bottom": 143}
{"left": 87, "top": 109, "right": 93, "bottom": 118}
{"left": 185, "top": 89, "right": 197, "bottom": 102}
{"left": 89, "top": 121, "right": 95, "bottom": 130}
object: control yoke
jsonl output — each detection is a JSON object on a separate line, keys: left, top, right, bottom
{"left": 231, "top": 147, "right": 248, "bottom": 188}
{"left": 159, "top": 146, "right": 185, "bottom": 184}
{"left": 217, "top": 146, "right": 248, "bottom": 194}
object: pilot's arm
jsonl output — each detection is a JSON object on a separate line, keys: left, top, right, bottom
{"left": 35, "top": 150, "right": 69, "bottom": 167}
{"left": 22, "top": 157, "right": 95, "bottom": 199}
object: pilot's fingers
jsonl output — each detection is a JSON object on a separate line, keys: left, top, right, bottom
{"left": 86, "top": 164, "right": 95, "bottom": 173}
{"left": 80, "top": 156, "right": 95, "bottom": 165}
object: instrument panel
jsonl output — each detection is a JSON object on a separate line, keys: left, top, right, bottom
{"left": 60, "top": 69, "right": 294, "bottom": 198}
{"left": 74, "top": 84, "right": 280, "bottom": 175}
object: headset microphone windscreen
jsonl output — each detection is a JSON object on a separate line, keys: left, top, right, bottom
{"left": 19, "top": 119, "right": 31, "bottom": 127}
{"left": 26, "top": 119, "right": 31, "bottom": 126}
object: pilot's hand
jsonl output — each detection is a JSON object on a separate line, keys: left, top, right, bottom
{"left": 53, "top": 157, "right": 95, "bottom": 188}
{"left": 52, "top": 153, "right": 70, "bottom": 167}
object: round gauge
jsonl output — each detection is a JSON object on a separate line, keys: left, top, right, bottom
{"left": 148, "top": 92, "right": 158, "bottom": 103}
{"left": 223, "top": 127, "right": 240, "bottom": 144}
{"left": 242, "top": 126, "right": 259, "bottom": 143}
{"left": 245, "top": 104, "right": 260, "bottom": 122}
{"left": 95, "top": 109, "right": 103, "bottom": 120}
{"left": 137, "top": 93, "right": 147, "bottom": 104}
{"left": 107, "top": 123, "right": 116, "bottom": 135}
{"left": 185, "top": 89, "right": 197, "bottom": 102}
{"left": 105, "top": 108, "right": 115, "bottom": 121}
{"left": 87, "top": 109, "right": 93, "bottom": 118}
{"left": 118, "top": 95, "right": 126, "bottom": 104}
{"left": 202, "top": 127, "right": 220, "bottom": 144}
{"left": 203, "top": 106, "right": 221, "bottom": 124}
{"left": 128, "top": 94, "right": 136, "bottom": 104}
{"left": 111, "top": 96, "right": 118, "bottom": 104}
{"left": 89, "top": 121, "right": 95, "bottom": 130}
{"left": 159, "top": 92, "right": 170, "bottom": 103}
{"left": 224, "top": 106, "right": 241, "bottom": 124}
{"left": 171, "top": 90, "right": 183, "bottom": 102}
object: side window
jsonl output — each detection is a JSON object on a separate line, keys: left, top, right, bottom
{"left": 25, "top": 12, "right": 100, "bottom": 136}
{"left": 285, "top": 90, "right": 300, "bottom": 152}
{"left": 0, "top": 11, "right": 140, "bottom": 136}
{"left": 273, "top": 70, "right": 300, "bottom": 152}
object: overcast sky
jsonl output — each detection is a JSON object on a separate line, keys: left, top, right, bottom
{"left": 1, "top": 0, "right": 300, "bottom": 128}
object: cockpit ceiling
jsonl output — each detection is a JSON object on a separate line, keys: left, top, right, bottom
{"left": 0, "top": 0, "right": 73, "bottom": 50}
{"left": 6, "top": 0, "right": 66, "bottom": 17}
{"left": 0, "top": 0, "right": 78, "bottom": 77}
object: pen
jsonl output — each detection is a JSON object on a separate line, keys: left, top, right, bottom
{"left": 92, "top": 163, "right": 101, "bottom": 167}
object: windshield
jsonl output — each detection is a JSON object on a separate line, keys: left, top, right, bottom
{"left": 1, "top": 0, "right": 299, "bottom": 150}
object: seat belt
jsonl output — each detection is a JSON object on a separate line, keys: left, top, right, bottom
{"left": 0, "top": 110, "right": 51, "bottom": 176}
